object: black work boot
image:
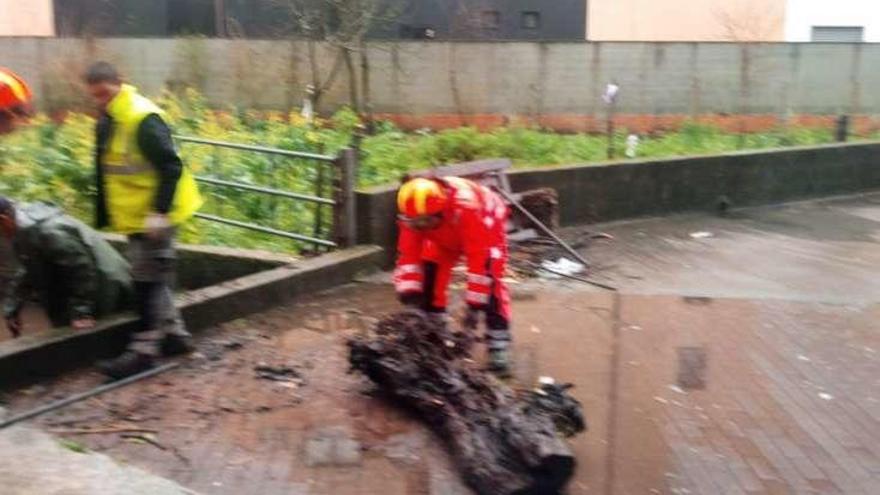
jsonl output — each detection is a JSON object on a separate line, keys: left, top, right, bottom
{"left": 488, "top": 349, "right": 512, "bottom": 378}
{"left": 426, "top": 311, "right": 450, "bottom": 330}
{"left": 97, "top": 351, "right": 156, "bottom": 380}
{"left": 161, "top": 334, "right": 195, "bottom": 356}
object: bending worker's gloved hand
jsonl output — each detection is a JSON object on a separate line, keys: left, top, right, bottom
{"left": 72, "top": 317, "right": 96, "bottom": 331}
{"left": 5, "top": 310, "right": 22, "bottom": 338}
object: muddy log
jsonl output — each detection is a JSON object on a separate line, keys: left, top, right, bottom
{"left": 348, "top": 310, "right": 586, "bottom": 495}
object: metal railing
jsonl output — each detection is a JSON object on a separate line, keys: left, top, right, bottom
{"left": 175, "top": 136, "right": 358, "bottom": 250}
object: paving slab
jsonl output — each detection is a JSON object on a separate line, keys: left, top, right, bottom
{"left": 582, "top": 193, "right": 880, "bottom": 304}
{"left": 0, "top": 413, "right": 196, "bottom": 495}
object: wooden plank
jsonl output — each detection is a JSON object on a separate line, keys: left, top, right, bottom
{"left": 409, "top": 159, "right": 512, "bottom": 181}
{"left": 508, "top": 229, "right": 538, "bottom": 242}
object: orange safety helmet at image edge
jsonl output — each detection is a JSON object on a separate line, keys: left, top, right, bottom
{"left": 0, "top": 68, "right": 33, "bottom": 113}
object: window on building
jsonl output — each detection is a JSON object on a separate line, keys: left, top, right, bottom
{"left": 480, "top": 11, "right": 501, "bottom": 30}
{"left": 811, "top": 26, "right": 864, "bottom": 42}
{"left": 521, "top": 11, "right": 540, "bottom": 30}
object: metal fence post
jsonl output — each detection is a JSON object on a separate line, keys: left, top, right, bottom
{"left": 175, "top": 135, "right": 343, "bottom": 250}
{"left": 836, "top": 115, "right": 850, "bottom": 142}
{"left": 335, "top": 148, "right": 358, "bottom": 247}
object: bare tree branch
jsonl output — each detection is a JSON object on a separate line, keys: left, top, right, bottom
{"left": 272, "top": 0, "right": 410, "bottom": 119}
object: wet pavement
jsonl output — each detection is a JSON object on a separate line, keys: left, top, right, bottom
{"left": 2, "top": 193, "right": 879, "bottom": 494}
{"left": 583, "top": 193, "right": 880, "bottom": 304}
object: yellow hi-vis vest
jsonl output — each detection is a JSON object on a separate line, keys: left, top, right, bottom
{"left": 101, "top": 84, "right": 202, "bottom": 234}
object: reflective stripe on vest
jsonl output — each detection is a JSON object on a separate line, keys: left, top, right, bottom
{"left": 103, "top": 163, "right": 153, "bottom": 176}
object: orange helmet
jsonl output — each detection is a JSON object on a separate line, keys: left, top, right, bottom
{"left": 398, "top": 178, "right": 448, "bottom": 218}
{"left": 0, "top": 68, "right": 33, "bottom": 114}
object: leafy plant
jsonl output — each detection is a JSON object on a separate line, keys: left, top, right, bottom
{"left": 0, "top": 89, "right": 852, "bottom": 254}
{"left": 58, "top": 439, "right": 89, "bottom": 454}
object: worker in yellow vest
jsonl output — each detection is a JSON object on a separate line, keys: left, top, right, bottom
{"left": 83, "top": 62, "right": 203, "bottom": 379}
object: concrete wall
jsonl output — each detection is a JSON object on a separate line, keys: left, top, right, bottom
{"left": 105, "top": 236, "right": 296, "bottom": 290}
{"left": 0, "top": 0, "right": 55, "bottom": 36}
{"left": 507, "top": 142, "right": 880, "bottom": 225}
{"left": 356, "top": 141, "right": 880, "bottom": 262}
{"left": 588, "top": 0, "right": 785, "bottom": 41}
{"left": 2, "top": 39, "right": 880, "bottom": 129}
{"left": 785, "top": 0, "right": 880, "bottom": 42}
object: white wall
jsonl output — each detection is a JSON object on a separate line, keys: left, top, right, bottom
{"left": 589, "top": 0, "right": 785, "bottom": 41}
{"left": 786, "top": 0, "right": 880, "bottom": 42}
{"left": 0, "top": 0, "right": 55, "bottom": 36}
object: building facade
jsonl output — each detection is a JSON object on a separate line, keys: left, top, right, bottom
{"left": 373, "top": 0, "right": 587, "bottom": 41}
{"left": 785, "top": 0, "right": 880, "bottom": 42}
{"left": 41, "top": 0, "right": 587, "bottom": 40}
{"left": 587, "top": 0, "right": 786, "bottom": 41}
{"left": 0, "top": 0, "right": 55, "bottom": 37}
{"left": 5, "top": 0, "right": 880, "bottom": 42}
{"left": 587, "top": 0, "right": 880, "bottom": 42}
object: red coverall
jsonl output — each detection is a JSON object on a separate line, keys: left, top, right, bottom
{"left": 394, "top": 178, "right": 511, "bottom": 350}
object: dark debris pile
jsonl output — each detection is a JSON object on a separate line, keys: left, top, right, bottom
{"left": 348, "top": 310, "right": 586, "bottom": 495}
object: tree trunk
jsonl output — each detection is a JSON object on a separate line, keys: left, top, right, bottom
{"left": 343, "top": 47, "right": 360, "bottom": 113}
{"left": 213, "top": 0, "right": 227, "bottom": 37}
{"left": 348, "top": 310, "right": 586, "bottom": 495}
{"left": 308, "top": 40, "right": 322, "bottom": 106}
{"left": 306, "top": 41, "right": 345, "bottom": 112}
{"left": 359, "top": 40, "right": 374, "bottom": 134}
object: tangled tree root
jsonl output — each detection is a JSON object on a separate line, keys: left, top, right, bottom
{"left": 348, "top": 309, "right": 586, "bottom": 495}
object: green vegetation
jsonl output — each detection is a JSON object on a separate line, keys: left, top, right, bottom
{"left": 0, "top": 89, "right": 864, "bottom": 253}
{"left": 58, "top": 439, "right": 89, "bottom": 454}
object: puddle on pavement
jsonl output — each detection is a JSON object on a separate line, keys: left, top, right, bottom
{"left": 682, "top": 296, "right": 713, "bottom": 306}
{"left": 675, "top": 346, "right": 708, "bottom": 390}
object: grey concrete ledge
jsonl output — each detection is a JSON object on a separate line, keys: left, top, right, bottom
{"left": 510, "top": 139, "right": 880, "bottom": 173}
{"left": 356, "top": 141, "right": 880, "bottom": 267}
{"left": 0, "top": 245, "right": 383, "bottom": 387}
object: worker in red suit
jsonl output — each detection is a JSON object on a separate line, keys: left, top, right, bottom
{"left": 395, "top": 176, "right": 512, "bottom": 375}
{"left": 0, "top": 67, "right": 33, "bottom": 135}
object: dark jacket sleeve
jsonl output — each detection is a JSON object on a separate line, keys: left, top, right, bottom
{"left": 137, "top": 114, "right": 183, "bottom": 214}
{"left": 94, "top": 114, "right": 111, "bottom": 230}
{"left": 1, "top": 265, "right": 28, "bottom": 319}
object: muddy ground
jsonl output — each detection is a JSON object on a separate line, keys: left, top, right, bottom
{"left": 2, "top": 193, "right": 879, "bottom": 494}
